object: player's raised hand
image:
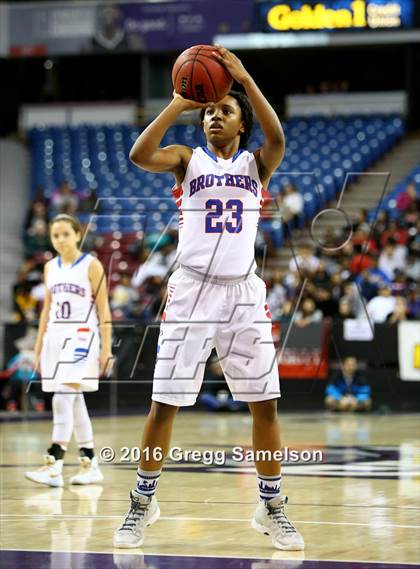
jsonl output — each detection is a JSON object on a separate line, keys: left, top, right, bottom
{"left": 172, "top": 91, "right": 208, "bottom": 112}
{"left": 212, "top": 45, "right": 250, "bottom": 84}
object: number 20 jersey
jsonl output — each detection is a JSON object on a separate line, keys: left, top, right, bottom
{"left": 173, "top": 147, "right": 264, "bottom": 278}
{"left": 46, "top": 253, "right": 98, "bottom": 330}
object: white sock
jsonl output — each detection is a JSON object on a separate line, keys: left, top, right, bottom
{"left": 136, "top": 468, "right": 161, "bottom": 497}
{"left": 73, "top": 393, "right": 94, "bottom": 450}
{"left": 257, "top": 473, "right": 282, "bottom": 501}
{"left": 52, "top": 385, "right": 78, "bottom": 445}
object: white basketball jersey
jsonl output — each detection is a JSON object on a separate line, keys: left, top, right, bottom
{"left": 173, "top": 147, "right": 264, "bottom": 278}
{"left": 46, "top": 253, "right": 98, "bottom": 330}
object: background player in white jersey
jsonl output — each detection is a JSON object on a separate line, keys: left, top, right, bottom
{"left": 114, "top": 46, "right": 304, "bottom": 550}
{"left": 25, "top": 214, "right": 112, "bottom": 487}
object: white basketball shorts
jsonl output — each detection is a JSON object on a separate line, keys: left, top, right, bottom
{"left": 41, "top": 325, "right": 100, "bottom": 392}
{"left": 152, "top": 266, "right": 280, "bottom": 406}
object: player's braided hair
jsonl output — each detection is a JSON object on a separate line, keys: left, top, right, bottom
{"left": 200, "top": 90, "right": 254, "bottom": 149}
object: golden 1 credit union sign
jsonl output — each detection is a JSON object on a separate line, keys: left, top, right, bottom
{"left": 266, "top": 0, "right": 404, "bottom": 31}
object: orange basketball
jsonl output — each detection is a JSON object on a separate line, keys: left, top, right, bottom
{"left": 172, "top": 45, "right": 233, "bottom": 104}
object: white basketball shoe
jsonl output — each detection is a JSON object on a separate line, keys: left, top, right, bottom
{"left": 69, "top": 456, "right": 104, "bottom": 485}
{"left": 25, "top": 455, "right": 64, "bottom": 488}
{"left": 252, "top": 496, "right": 305, "bottom": 550}
{"left": 113, "top": 490, "right": 160, "bottom": 548}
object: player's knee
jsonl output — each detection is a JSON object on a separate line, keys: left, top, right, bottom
{"left": 52, "top": 393, "right": 73, "bottom": 416}
{"left": 149, "top": 401, "right": 178, "bottom": 424}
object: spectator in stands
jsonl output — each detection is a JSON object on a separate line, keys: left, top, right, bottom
{"left": 325, "top": 357, "right": 371, "bottom": 412}
{"left": 340, "top": 281, "right": 364, "bottom": 318}
{"left": 295, "top": 298, "right": 322, "bottom": 327}
{"left": 352, "top": 208, "right": 368, "bottom": 232}
{"left": 372, "top": 209, "right": 390, "bottom": 240}
{"left": 352, "top": 224, "right": 379, "bottom": 256}
{"left": 378, "top": 238, "right": 407, "bottom": 280}
{"left": 386, "top": 296, "right": 412, "bottom": 323}
{"left": 366, "top": 285, "right": 396, "bottom": 323}
{"left": 78, "top": 188, "right": 99, "bottom": 214}
{"left": 349, "top": 244, "right": 373, "bottom": 275}
{"left": 404, "top": 253, "right": 420, "bottom": 282}
{"left": 0, "top": 328, "right": 44, "bottom": 412}
{"left": 407, "top": 288, "right": 420, "bottom": 319}
{"left": 277, "top": 299, "right": 295, "bottom": 319}
{"left": 111, "top": 272, "right": 139, "bottom": 318}
{"left": 396, "top": 181, "right": 417, "bottom": 212}
{"left": 380, "top": 220, "right": 409, "bottom": 247}
{"left": 12, "top": 282, "right": 38, "bottom": 323}
{"left": 266, "top": 269, "right": 287, "bottom": 319}
{"left": 314, "top": 287, "right": 338, "bottom": 317}
{"left": 337, "top": 298, "right": 355, "bottom": 319}
{"left": 355, "top": 258, "right": 391, "bottom": 301}
{"left": 289, "top": 244, "right": 320, "bottom": 276}
{"left": 50, "top": 180, "right": 79, "bottom": 215}
{"left": 277, "top": 183, "right": 304, "bottom": 225}
{"left": 23, "top": 219, "right": 51, "bottom": 258}
{"left": 24, "top": 200, "right": 49, "bottom": 234}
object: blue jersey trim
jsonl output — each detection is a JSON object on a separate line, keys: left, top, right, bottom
{"left": 202, "top": 146, "right": 245, "bottom": 163}
{"left": 58, "top": 252, "right": 88, "bottom": 269}
{"left": 232, "top": 149, "right": 244, "bottom": 162}
{"left": 202, "top": 146, "right": 218, "bottom": 162}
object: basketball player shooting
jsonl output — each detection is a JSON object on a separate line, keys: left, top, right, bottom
{"left": 114, "top": 45, "right": 304, "bottom": 551}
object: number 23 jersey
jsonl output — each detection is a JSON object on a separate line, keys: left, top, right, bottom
{"left": 46, "top": 252, "right": 99, "bottom": 330}
{"left": 173, "top": 147, "right": 264, "bottom": 278}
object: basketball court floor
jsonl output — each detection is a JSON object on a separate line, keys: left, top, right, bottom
{"left": 1, "top": 412, "right": 419, "bottom": 568}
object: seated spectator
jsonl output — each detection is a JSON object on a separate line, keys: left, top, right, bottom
{"left": 396, "top": 181, "right": 417, "bottom": 212}
{"left": 0, "top": 328, "right": 44, "bottom": 412}
{"left": 340, "top": 281, "right": 364, "bottom": 318}
{"left": 380, "top": 220, "right": 409, "bottom": 247}
{"left": 325, "top": 357, "right": 371, "bottom": 412}
{"left": 111, "top": 272, "right": 139, "bottom": 318}
{"left": 295, "top": 298, "right": 323, "bottom": 327}
{"left": 12, "top": 282, "right": 38, "bottom": 323}
{"left": 378, "top": 238, "right": 407, "bottom": 280}
{"left": 266, "top": 269, "right": 287, "bottom": 319}
{"left": 24, "top": 200, "right": 49, "bottom": 234}
{"left": 314, "top": 287, "right": 338, "bottom": 317}
{"left": 337, "top": 299, "right": 355, "bottom": 319}
{"left": 366, "top": 285, "right": 396, "bottom": 323}
{"left": 289, "top": 244, "right": 320, "bottom": 276}
{"left": 311, "top": 261, "right": 330, "bottom": 288}
{"left": 349, "top": 245, "right": 373, "bottom": 275}
{"left": 78, "top": 188, "right": 99, "bottom": 214}
{"left": 24, "top": 219, "right": 51, "bottom": 258}
{"left": 404, "top": 253, "right": 420, "bottom": 282}
{"left": 386, "top": 296, "right": 412, "bottom": 323}
{"left": 352, "top": 224, "right": 379, "bottom": 256}
{"left": 277, "top": 183, "right": 304, "bottom": 224}
{"left": 51, "top": 180, "right": 79, "bottom": 215}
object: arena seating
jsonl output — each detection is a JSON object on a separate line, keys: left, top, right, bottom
{"left": 28, "top": 114, "right": 405, "bottom": 247}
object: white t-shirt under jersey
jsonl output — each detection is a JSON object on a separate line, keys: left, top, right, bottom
{"left": 172, "top": 147, "right": 264, "bottom": 278}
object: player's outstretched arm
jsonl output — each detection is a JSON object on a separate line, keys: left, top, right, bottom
{"left": 89, "top": 258, "right": 113, "bottom": 376}
{"left": 212, "top": 45, "right": 285, "bottom": 185}
{"left": 129, "top": 94, "right": 206, "bottom": 175}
